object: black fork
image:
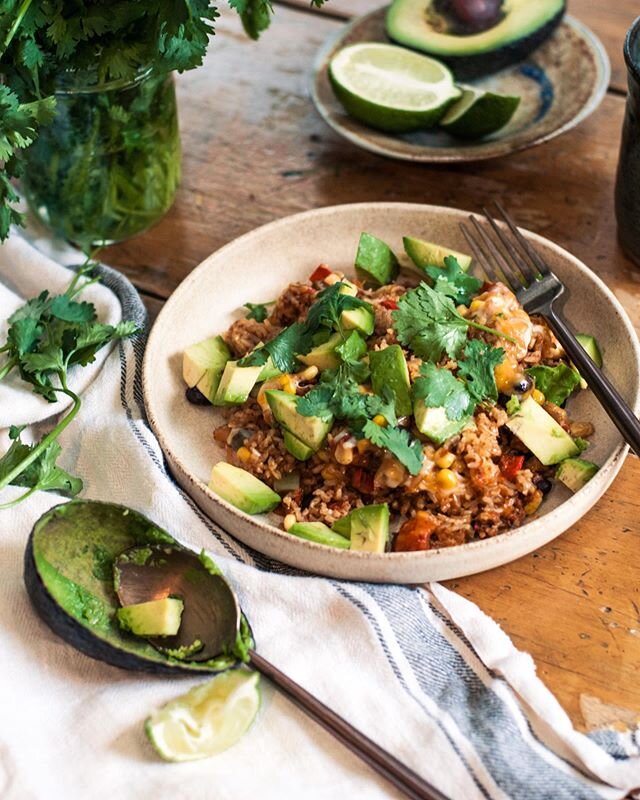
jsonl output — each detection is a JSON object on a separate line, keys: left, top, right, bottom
{"left": 459, "top": 202, "right": 640, "bottom": 458}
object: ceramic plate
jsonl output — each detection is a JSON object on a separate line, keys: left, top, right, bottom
{"left": 311, "top": 9, "right": 610, "bottom": 163}
{"left": 143, "top": 203, "right": 640, "bottom": 583}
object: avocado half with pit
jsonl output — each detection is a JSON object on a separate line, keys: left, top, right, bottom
{"left": 24, "top": 500, "right": 253, "bottom": 674}
{"left": 386, "top": 0, "right": 566, "bottom": 80}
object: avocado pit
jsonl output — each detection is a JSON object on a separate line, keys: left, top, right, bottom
{"left": 432, "top": 0, "right": 504, "bottom": 35}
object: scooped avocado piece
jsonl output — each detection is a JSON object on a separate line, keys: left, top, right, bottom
{"left": 403, "top": 236, "right": 472, "bottom": 272}
{"left": 506, "top": 396, "right": 579, "bottom": 466}
{"left": 414, "top": 400, "right": 471, "bottom": 445}
{"left": 355, "top": 232, "right": 399, "bottom": 287}
{"left": 266, "top": 390, "right": 333, "bottom": 451}
{"left": 340, "top": 306, "right": 375, "bottom": 336}
{"left": 116, "top": 597, "right": 184, "bottom": 637}
{"left": 298, "top": 332, "right": 342, "bottom": 371}
{"left": 208, "top": 462, "right": 281, "bottom": 514}
{"left": 386, "top": 0, "right": 565, "bottom": 80}
{"left": 183, "top": 336, "right": 231, "bottom": 403}
{"left": 288, "top": 522, "right": 350, "bottom": 549}
{"left": 332, "top": 504, "right": 390, "bottom": 553}
{"left": 369, "top": 346, "right": 412, "bottom": 417}
{"left": 213, "top": 361, "right": 264, "bottom": 406}
{"left": 574, "top": 333, "right": 603, "bottom": 389}
{"left": 282, "top": 429, "right": 314, "bottom": 462}
{"left": 555, "top": 458, "right": 599, "bottom": 493}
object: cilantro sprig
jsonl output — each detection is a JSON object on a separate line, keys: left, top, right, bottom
{"left": 424, "top": 255, "right": 483, "bottom": 307}
{"left": 0, "top": 264, "right": 138, "bottom": 507}
{"left": 362, "top": 421, "right": 424, "bottom": 476}
{"left": 298, "top": 370, "right": 397, "bottom": 427}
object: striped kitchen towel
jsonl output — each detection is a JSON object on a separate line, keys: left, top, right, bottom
{"left": 0, "top": 232, "right": 638, "bottom": 800}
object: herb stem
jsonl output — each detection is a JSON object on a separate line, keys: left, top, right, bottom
{"left": 0, "top": 486, "right": 37, "bottom": 509}
{"left": 465, "top": 319, "right": 517, "bottom": 345}
{"left": 0, "top": 356, "right": 18, "bottom": 382}
{"left": 1, "top": 0, "right": 34, "bottom": 58}
{"left": 0, "top": 378, "right": 81, "bottom": 492}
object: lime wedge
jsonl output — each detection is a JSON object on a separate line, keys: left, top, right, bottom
{"left": 440, "top": 87, "right": 520, "bottom": 139}
{"left": 329, "top": 43, "right": 461, "bottom": 133}
{"left": 145, "top": 670, "right": 260, "bottom": 762}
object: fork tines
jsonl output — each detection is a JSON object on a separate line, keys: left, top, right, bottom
{"left": 460, "top": 202, "right": 550, "bottom": 292}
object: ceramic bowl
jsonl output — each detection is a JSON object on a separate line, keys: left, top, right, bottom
{"left": 143, "top": 203, "right": 640, "bottom": 583}
{"left": 311, "top": 9, "right": 610, "bottom": 163}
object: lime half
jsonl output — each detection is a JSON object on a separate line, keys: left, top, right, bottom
{"left": 145, "top": 670, "right": 260, "bottom": 762}
{"left": 329, "top": 43, "right": 461, "bottom": 133}
{"left": 440, "top": 87, "right": 520, "bottom": 139}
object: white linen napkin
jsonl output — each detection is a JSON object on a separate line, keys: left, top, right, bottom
{"left": 0, "top": 234, "right": 638, "bottom": 800}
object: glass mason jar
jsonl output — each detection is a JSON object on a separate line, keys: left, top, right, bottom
{"left": 21, "top": 66, "right": 181, "bottom": 247}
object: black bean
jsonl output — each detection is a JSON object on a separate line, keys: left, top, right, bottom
{"left": 185, "top": 386, "right": 210, "bottom": 405}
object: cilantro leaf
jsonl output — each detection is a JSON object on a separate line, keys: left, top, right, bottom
{"left": 298, "top": 371, "right": 397, "bottom": 427}
{"left": 412, "top": 362, "right": 474, "bottom": 421}
{"left": 425, "top": 256, "right": 483, "bottom": 307}
{"left": 297, "top": 383, "right": 334, "bottom": 420}
{"left": 362, "top": 421, "right": 424, "bottom": 476}
{"left": 305, "top": 282, "right": 372, "bottom": 334}
{"left": 336, "top": 331, "right": 367, "bottom": 365}
{"left": 50, "top": 295, "right": 96, "bottom": 323}
{"left": 243, "top": 301, "right": 272, "bottom": 323}
{"left": 457, "top": 340, "right": 504, "bottom": 403}
{"left": 239, "top": 322, "right": 315, "bottom": 373}
{"left": 525, "top": 364, "right": 581, "bottom": 406}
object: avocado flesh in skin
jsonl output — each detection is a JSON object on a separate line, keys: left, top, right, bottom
{"left": 266, "top": 389, "right": 333, "bottom": 451}
{"left": 355, "top": 232, "right": 399, "bottom": 287}
{"left": 116, "top": 597, "right": 184, "bottom": 637}
{"left": 403, "top": 236, "right": 472, "bottom": 272}
{"left": 213, "top": 361, "right": 264, "bottom": 406}
{"left": 386, "top": 0, "right": 566, "bottom": 80}
{"left": 506, "top": 396, "right": 579, "bottom": 466}
{"left": 209, "top": 462, "right": 281, "bottom": 514}
{"left": 298, "top": 332, "right": 342, "bottom": 371}
{"left": 183, "top": 335, "right": 231, "bottom": 402}
{"left": 282, "top": 429, "right": 315, "bottom": 462}
{"left": 332, "top": 504, "right": 390, "bottom": 553}
{"left": 25, "top": 500, "right": 253, "bottom": 674}
{"left": 288, "top": 522, "right": 350, "bottom": 549}
{"left": 369, "top": 345, "right": 413, "bottom": 417}
{"left": 555, "top": 458, "right": 599, "bottom": 492}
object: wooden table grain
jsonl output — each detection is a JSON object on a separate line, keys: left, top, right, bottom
{"left": 105, "top": 2, "right": 640, "bottom": 731}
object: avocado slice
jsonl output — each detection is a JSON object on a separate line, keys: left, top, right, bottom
{"left": 332, "top": 504, "right": 390, "bottom": 554}
{"left": 506, "top": 396, "right": 579, "bottom": 466}
{"left": 414, "top": 400, "right": 472, "bottom": 445}
{"left": 288, "top": 522, "right": 350, "bottom": 549}
{"left": 386, "top": 0, "right": 565, "bottom": 80}
{"left": 555, "top": 458, "right": 599, "bottom": 493}
{"left": 209, "top": 462, "right": 281, "bottom": 514}
{"left": 355, "top": 232, "right": 399, "bottom": 287}
{"left": 183, "top": 335, "right": 231, "bottom": 403}
{"left": 266, "top": 390, "right": 333, "bottom": 451}
{"left": 574, "top": 333, "right": 603, "bottom": 390}
{"left": 403, "top": 236, "right": 472, "bottom": 272}
{"left": 369, "top": 345, "right": 412, "bottom": 417}
{"left": 298, "top": 332, "right": 342, "bottom": 371}
{"left": 340, "top": 306, "right": 375, "bottom": 336}
{"left": 213, "top": 361, "right": 264, "bottom": 406}
{"left": 116, "top": 597, "right": 184, "bottom": 637}
{"left": 282, "top": 429, "right": 314, "bottom": 462}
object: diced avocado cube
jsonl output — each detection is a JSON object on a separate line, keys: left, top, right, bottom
{"left": 403, "top": 236, "right": 472, "bottom": 272}
{"left": 116, "top": 597, "right": 184, "bottom": 637}
{"left": 258, "top": 356, "right": 282, "bottom": 382}
{"left": 266, "top": 390, "right": 333, "bottom": 451}
{"left": 208, "top": 462, "right": 281, "bottom": 514}
{"left": 340, "top": 306, "right": 375, "bottom": 336}
{"left": 506, "top": 396, "right": 579, "bottom": 465}
{"left": 338, "top": 279, "right": 359, "bottom": 297}
{"left": 213, "top": 361, "right": 264, "bottom": 406}
{"left": 555, "top": 458, "right": 599, "bottom": 492}
{"left": 298, "top": 332, "right": 342, "bottom": 371}
{"left": 182, "top": 335, "right": 231, "bottom": 402}
{"left": 332, "top": 504, "right": 390, "bottom": 553}
{"left": 414, "top": 400, "right": 471, "bottom": 445}
{"left": 355, "top": 232, "right": 399, "bottom": 287}
{"left": 574, "top": 334, "right": 603, "bottom": 389}
{"left": 282, "top": 429, "right": 314, "bottom": 461}
{"left": 288, "top": 522, "right": 350, "bottom": 549}
{"left": 369, "top": 345, "right": 412, "bottom": 417}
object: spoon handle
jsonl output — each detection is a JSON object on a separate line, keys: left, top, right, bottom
{"left": 248, "top": 650, "right": 448, "bottom": 800}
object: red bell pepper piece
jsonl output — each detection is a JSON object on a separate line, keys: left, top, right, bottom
{"left": 309, "top": 264, "right": 332, "bottom": 282}
{"left": 499, "top": 454, "right": 525, "bottom": 481}
{"left": 351, "top": 467, "right": 374, "bottom": 494}
{"left": 380, "top": 298, "right": 399, "bottom": 310}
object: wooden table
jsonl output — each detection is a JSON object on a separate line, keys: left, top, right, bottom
{"left": 105, "top": 0, "right": 640, "bottom": 732}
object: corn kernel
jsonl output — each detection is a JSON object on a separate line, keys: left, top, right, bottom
{"left": 469, "top": 299, "right": 485, "bottom": 312}
{"left": 356, "top": 439, "right": 369, "bottom": 454}
{"left": 436, "top": 468, "right": 458, "bottom": 490}
{"left": 531, "top": 388, "right": 545, "bottom": 405}
{"left": 435, "top": 452, "right": 455, "bottom": 469}
{"left": 373, "top": 414, "right": 387, "bottom": 427}
{"left": 298, "top": 365, "right": 318, "bottom": 381}
{"left": 279, "top": 375, "right": 296, "bottom": 394}
{"left": 324, "top": 273, "right": 341, "bottom": 286}
{"left": 283, "top": 514, "right": 297, "bottom": 531}
{"left": 335, "top": 440, "right": 354, "bottom": 465}
{"left": 524, "top": 492, "right": 543, "bottom": 515}
{"left": 237, "top": 446, "right": 251, "bottom": 464}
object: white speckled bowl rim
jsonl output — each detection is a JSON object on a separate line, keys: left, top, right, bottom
{"left": 143, "top": 203, "right": 640, "bottom": 584}
{"left": 311, "top": 10, "right": 610, "bottom": 163}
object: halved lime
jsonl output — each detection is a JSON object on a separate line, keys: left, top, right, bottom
{"left": 145, "top": 670, "right": 260, "bottom": 762}
{"left": 440, "top": 87, "right": 520, "bottom": 139}
{"left": 329, "top": 43, "right": 461, "bottom": 133}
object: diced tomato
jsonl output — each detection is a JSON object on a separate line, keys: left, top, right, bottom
{"left": 380, "top": 298, "right": 399, "bottom": 310}
{"left": 309, "top": 264, "right": 332, "bottom": 282}
{"left": 351, "top": 467, "right": 375, "bottom": 494}
{"left": 394, "top": 512, "right": 437, "bottom": 552}
{"left": 499, "top": 454, "right": 525, "bottom": 481}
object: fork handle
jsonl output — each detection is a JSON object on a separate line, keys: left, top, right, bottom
{"left": 545, "top": 309, "right": 640, "bottom": 458}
